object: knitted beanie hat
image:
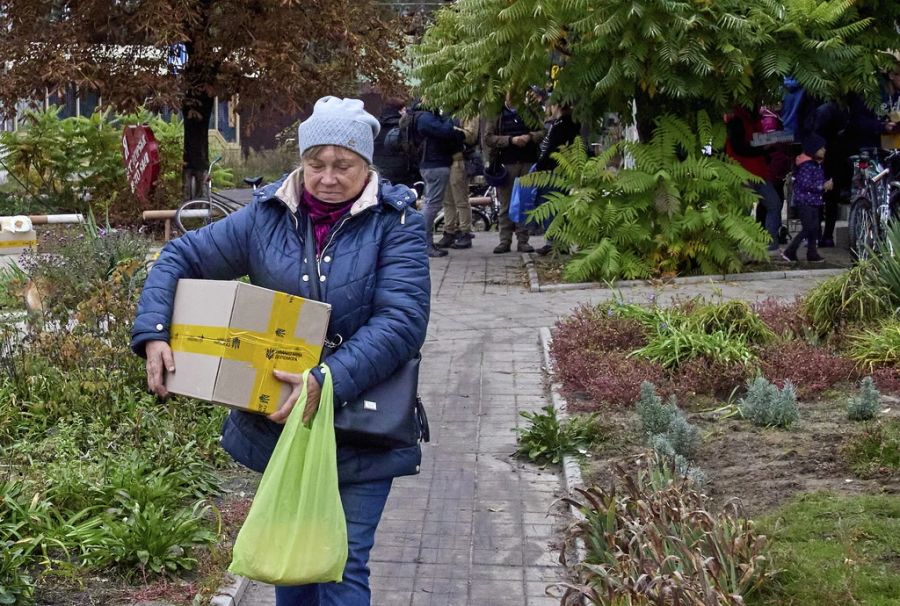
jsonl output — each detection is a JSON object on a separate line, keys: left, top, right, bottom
{"left": 298, "top": 96, "right": 381, "bottom": 164}
{"left": 802, "top": 133, "right": 826, "bottom": 157}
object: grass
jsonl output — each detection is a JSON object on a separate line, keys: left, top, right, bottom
{"left": 752, "top": 493, "right": 900, "bottom": 606}
{"left": 844, "top": 418, "right": 900, "bottom": 478}
{"left": 0, "top": 264, "right": 26, "bottom": 311}
{"left": 848, "top": 320, "right": 900, "bottom": 372}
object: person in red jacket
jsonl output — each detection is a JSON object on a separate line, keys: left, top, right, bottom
{"left": 725, "top": 106, "right": 783, "bottom": 252}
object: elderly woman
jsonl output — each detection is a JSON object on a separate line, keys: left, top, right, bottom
{"left": 131, "top": 96, "right": 430, "bottom": 606}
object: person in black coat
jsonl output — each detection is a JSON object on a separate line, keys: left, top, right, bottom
{"left": 534, "top": 104, "right": 581, "bottom": 255}
{"left": 372, "top": 98, "right": 414, "bottom": 185}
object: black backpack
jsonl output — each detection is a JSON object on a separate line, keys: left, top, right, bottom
{"left": 396, "top": 111, "right": 425, "bottom": 171}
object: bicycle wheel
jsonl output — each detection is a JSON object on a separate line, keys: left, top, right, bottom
{"left": 847, "top": 196, "right": 878, "bottom": 261}
{"left": 471, "top": 209, "right": 490, "bottom": 231}
{"left": 176, "top": 199, "right": 231, "bottom": 234}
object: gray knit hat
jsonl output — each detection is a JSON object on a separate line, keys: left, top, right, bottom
{"left": 297, "top": 96, "right": 381, "bottom": 164}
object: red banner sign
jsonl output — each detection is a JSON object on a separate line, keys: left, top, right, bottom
{"left": 122, "top": 125, "right": 161, "bottom": 202}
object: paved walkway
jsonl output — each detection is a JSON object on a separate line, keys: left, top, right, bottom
{"left": 240, "top": 233, "right": 833, "bottom": 606}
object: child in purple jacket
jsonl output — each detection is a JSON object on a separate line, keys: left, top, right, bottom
{"left": 782, "top": 134, "right": 832, "bottom": 263}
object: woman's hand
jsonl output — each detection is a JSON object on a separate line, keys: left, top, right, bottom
{"left": 268, "top": 371, "right": 322, "bottom": 425}
{"left": 145, "top": 340, "right": 175, "bottom": 398}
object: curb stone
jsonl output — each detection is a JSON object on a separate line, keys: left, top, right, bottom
{"left": 210, "top": 573, "right": 249, "bottom": 606}
{"left": 521, "top": 252, "right": 540, "bottom": 292}
{"left": 538, "top": 327, "right": 587, "bottom": 568}
{"left": 524, "top": 253, "right": 846, "bottom": 292}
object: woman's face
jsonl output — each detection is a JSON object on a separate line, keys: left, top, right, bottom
{"left": 302, "top": 145, "right": 369, "bottom": 203}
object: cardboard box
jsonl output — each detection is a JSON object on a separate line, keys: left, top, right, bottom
{"left": 0, "top": 230, "right": 36, "bottom": 255}
{"left": 166, "top": 279, "right": 331, "bottom": 414}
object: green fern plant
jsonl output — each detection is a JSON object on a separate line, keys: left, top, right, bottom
{"left": 412, "top": 0, "right": 877, "bottom": 123}
{"left": 525, "top": 113, "right": 770, "bottom": 282}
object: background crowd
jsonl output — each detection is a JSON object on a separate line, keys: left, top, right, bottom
{"left": 374, "top": 53, "right": 900, "bottom": 263}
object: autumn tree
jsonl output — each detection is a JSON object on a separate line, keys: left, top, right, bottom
{"left": 0, "top": 0, "right": 405, "bottom": 195}
{"left": 410, "top": 0, "right": 894, "bottom": 282}
{"left": 411, "top": 0, "right": 890, "bottom": 132}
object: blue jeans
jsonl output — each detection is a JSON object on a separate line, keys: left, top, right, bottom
{"left": 274, "top": 479, "right": 393, "bottom": 606}
{"left": 752, "top": 181, "right": 782, "bottom": 249}
{"left": 420, "top": 166, "right": 450, "bottom": 241}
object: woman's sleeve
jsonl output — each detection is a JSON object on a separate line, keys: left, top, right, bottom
{"left": 130, "top": 202, "right": 256, "bottom": 356}
{"left": 320, "top": 211, "right": 431, "bottom": 405}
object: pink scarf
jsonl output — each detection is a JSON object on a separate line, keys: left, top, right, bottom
{"left": 301, "top": 189, "right": 359, "bottom": 255}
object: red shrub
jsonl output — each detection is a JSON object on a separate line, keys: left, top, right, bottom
{"left": 758, "top": 341, "right": 858, "bottom": 398}
{"left": 565, "top": 351, "right": 668, "bottom": 411}
{"left": 871, "top": 366, "right": 900, "bottom": 396}
{"left": 669, "top": 356, "right": 752, "bottom": 400}
{"left": 551, "top": 304, "right": 647, "bottom": 359}
{"left": 551, "top": 304, "right": 650, "bottom": 401}
{"left": 752, "top": 296, "right": 811, "bottom": 339}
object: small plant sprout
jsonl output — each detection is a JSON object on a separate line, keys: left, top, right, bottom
{"left": 635, "top": 382, "right": 677, "bottom": 436}
{"left": 665, "top": 414, "right": 702, "bottom": 459}
{"left": 739, "top": 377, "right": 799, "bottom": 428}
{"left": 515, "top": 405, "right": 603, "bottom": 466}
{"left": 848, "top": 377, "right": 880, "bottom": 421}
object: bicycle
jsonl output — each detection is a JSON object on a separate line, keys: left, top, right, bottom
{"left": 846, "top": 148, "right": 900, "bottom": 260}
{"left": 431, "top": 182, "right": 500, "bottom": 233}
{"left": 175, "top": 155, "right": 263, "bottom": 233}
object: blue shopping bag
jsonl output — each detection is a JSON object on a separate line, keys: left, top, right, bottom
{"left": 509, "top": 178, "right": 538, "bottom": 225}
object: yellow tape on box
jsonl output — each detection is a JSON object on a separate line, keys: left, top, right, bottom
{"left": 169, "top": 288, "right": 326, "bottom": 413}
{"left": 0, "top": 239, "right": 37, "bottom": 249}
{"left": 0, "top": 231, "right": 37, "bottom": 255}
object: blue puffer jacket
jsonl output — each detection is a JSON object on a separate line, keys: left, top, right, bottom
{"left": 416, "top": 110, "right": 464, "bottom": 170}
{"left": 132, "top": 169, "right": 431, "bottom": 483}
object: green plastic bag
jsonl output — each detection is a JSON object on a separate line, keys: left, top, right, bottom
{"left": 229, "top": 366, "right": 347, "bottom": 584}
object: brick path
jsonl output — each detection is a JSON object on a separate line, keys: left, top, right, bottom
{"left": 239, "top": 232, "right": 833, "bottom": 606}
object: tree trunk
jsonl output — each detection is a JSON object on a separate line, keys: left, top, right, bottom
{"left": 181, "top": 90, "right": 214, "bottom": 200}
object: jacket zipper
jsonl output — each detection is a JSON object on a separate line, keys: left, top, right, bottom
{"left": 316, "top": 214, "right": 355, "bottom": 278}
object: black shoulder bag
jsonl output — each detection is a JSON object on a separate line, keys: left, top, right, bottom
{"left": 303, "top": 217, "right": 429, "bottom": 450}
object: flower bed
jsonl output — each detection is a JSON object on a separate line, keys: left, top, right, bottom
{"left": 0, "top": 225, "right": 241, "bottom": 605}
{"left": 547, "top": 276, "right": 900, "bottom": 604}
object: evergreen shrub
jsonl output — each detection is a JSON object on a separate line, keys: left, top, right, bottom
{"left": 848, "top": 377, "right": 880, "bottom": 422}
{"left": 739, "top": 377, "right": 799, "bottom": 428}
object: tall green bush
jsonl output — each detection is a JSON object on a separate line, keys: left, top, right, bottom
{"left": 412, "top": 0, "right": 876, "bottom": 123}
{"left": 527, "top": 113, "right": 769, "bottom": 281}
{"left": 412, "top": 0, "right": 880, "bottom": 283}
{"left": 0, "top": 106, "right": 122, "bottom": 213}
{"left": 0, "top": 106, "right": 232, "bottom": 220}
